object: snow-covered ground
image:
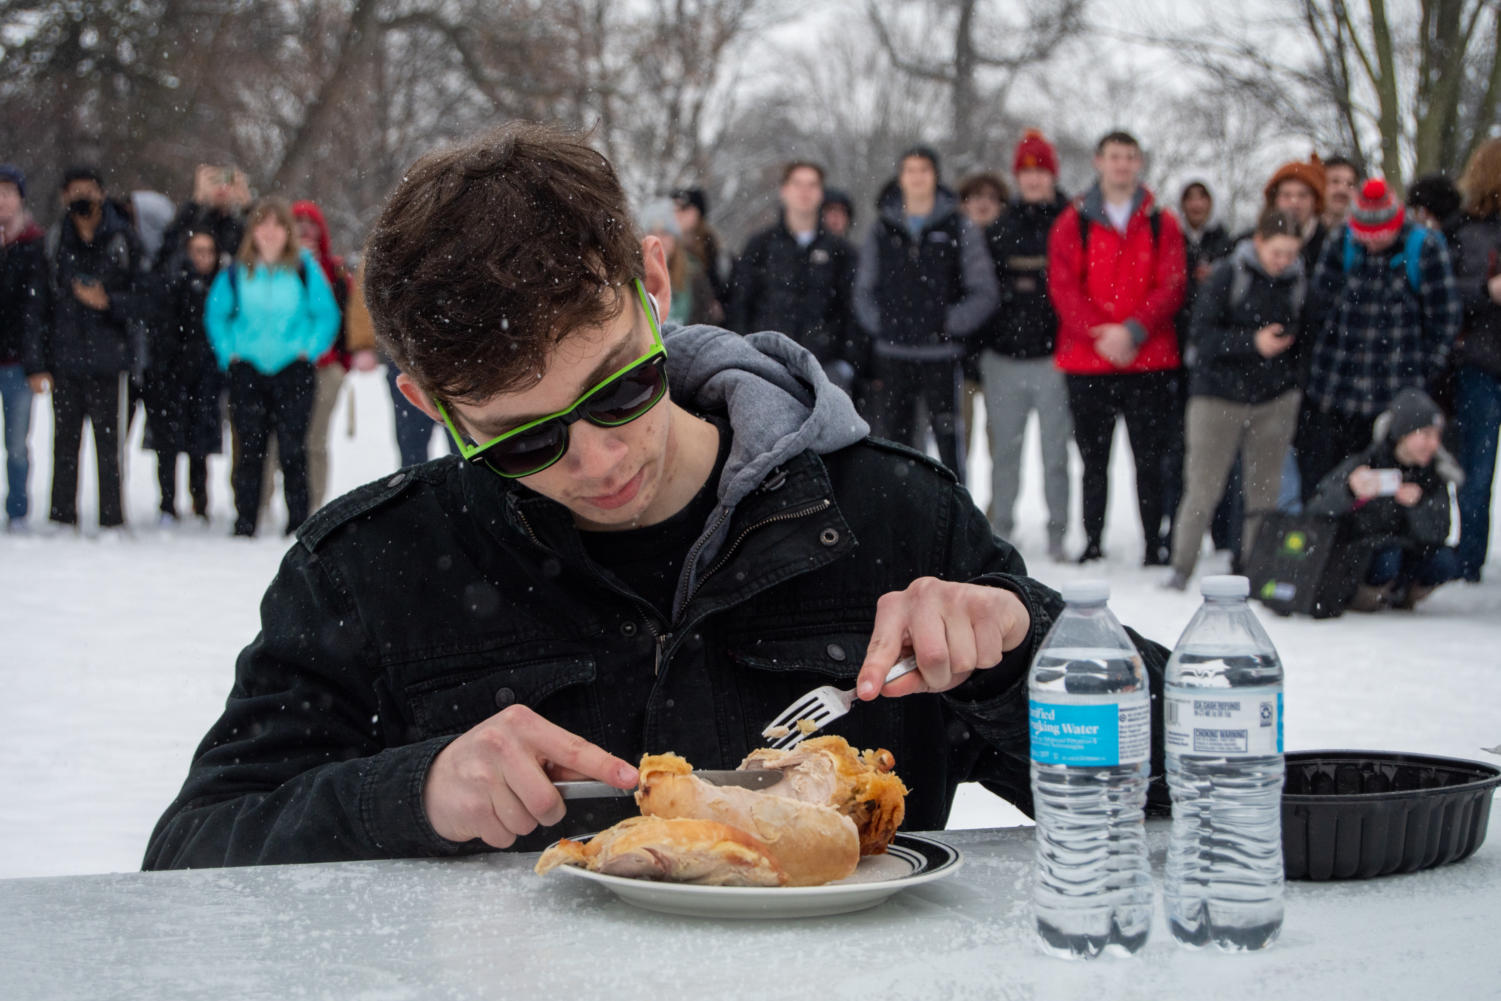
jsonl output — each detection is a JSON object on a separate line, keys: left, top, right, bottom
{"left": 1, "top": 369, "right": 1498, "bottom": 879}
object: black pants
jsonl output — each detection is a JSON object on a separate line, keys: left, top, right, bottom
{"left": 867, "top": 356, "right": 967, "bottom": 484}
{"left": 1159, "top": 370, "right": 1187, "bottom": 551}
{"left": 1295, "top": 403, "right": 1375, "bottom": 503}
{"left": 1066, "top": 370, "right": 1175, "bottom": 558}
{"left": 50, "top": 372, "right": 124, "bottom": 527}
{"left": 228, "top": 360, "right": 314, "bottom": 536}
{"left": 156, "top": 453, "right": 208, "bottom": 517}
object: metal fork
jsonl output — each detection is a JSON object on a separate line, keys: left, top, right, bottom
{"left": 759, "top": 655, "right": 920, "bottom": 751}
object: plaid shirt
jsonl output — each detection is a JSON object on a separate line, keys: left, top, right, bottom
{"left": 1305, "top": 222, "right": 1461, "bottom": 417}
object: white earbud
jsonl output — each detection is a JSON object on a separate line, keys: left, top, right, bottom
{"left": 646, "top": 292, "right": 662, "bottom": 319}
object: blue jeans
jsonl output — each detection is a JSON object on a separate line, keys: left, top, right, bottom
{"left": 0, "top": 363, "right": 31, "bottom": 522}
{"left": 1366, "top": 544, "right": 1463, "bottom": 588}
{"left": 1455, "top": 365, "right": 1501, "bottom": 580}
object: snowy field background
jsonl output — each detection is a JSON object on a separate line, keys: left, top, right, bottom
{"left": 1, "top": 368, "right": 1498, "bottom": 879}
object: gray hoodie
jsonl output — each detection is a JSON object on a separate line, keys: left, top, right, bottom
{"left": 660, "top": 321, "right": 869, "bottom": 613}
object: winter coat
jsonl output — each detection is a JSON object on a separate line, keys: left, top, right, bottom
{"left": 727, "top": 217, "right": 856, "bottom": 367}
{"left": 1047, "top": 183, "right": 1186, "bottom": 375}
{"left": 291, "top": 200, "right": 360, "bottom": 369}
{"left": 204, "top": 249, "right": 341, "bottom": 376}
{"left": 154, "top": 202, "right": 246, "bottom": 275}
{"left": 143, "top": 324, "right": 1172, "bottom": 869}
{"left": 144, "top": 261, "right": 224, "bottom": 456}
{"left": 1306, "top": 430, "right": 1457, "bottom": 557}
{"left": 1304, "top": 222, "right": 1462, "bottom": 417}
{"left": 0, "top": 222, "right": 46, "bottom": 370}
{"left": 1448, "top": 212, "right": 1501, "bottom": 377}
{"left": 1187, "top": 240, "right": 1306, "bottom": 404}
{"left": 39, "top": 201, "right": 149, "bottom": 378}
{"left": 852, "top": 183, "right": 999, "bottom": 362}
{"left": 977, "top": 193, "right": 1068, "bottom": 360}
{"left": 1176, "top": 221, "right": 1235, "bottom": 350}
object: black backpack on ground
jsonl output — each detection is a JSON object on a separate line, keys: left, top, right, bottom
{"left": 1245, "top": 511, "right": 1374, "bottom": 619}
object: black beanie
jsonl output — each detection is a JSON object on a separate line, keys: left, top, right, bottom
{"left": 1385, "top": 387, "right": 1443, "bottom": 441}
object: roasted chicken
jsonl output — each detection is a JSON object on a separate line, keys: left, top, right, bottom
{"left": 534, "top": 735, "right": 908, "bottom": 888}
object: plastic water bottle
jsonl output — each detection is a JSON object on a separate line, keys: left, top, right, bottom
{"left": 1028, "top": 580, "right": 1153, "bottom": 959}
{"left": 1164, "top": 574, "right": 1285, "bottom": 951}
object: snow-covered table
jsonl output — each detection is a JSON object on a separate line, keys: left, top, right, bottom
{"left": 2, "top": 824, "right": 1495, "bottom": 1000}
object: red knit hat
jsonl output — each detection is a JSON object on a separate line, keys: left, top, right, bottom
{"left": 1348, "top": 178, "right": 1405, "bottom": 237}
{"left": 1013, "top": 129, "right": 1059, "bottom": 176}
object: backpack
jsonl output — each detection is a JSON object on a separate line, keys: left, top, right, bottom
{"left": 1077, "top": 204, "right": 1161, "bottom": 282}
{"left": 1340, "top": 225, "right": 1434, "bottom": 295}
{"left": 1228, "top": 256, "right": 1307, "bottom": 318}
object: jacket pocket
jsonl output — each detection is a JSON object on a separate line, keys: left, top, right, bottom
{"left": 403, "top": 652, "right": 602, "bottom": 744}
{"left": 726, "top": 625, "right": 902, "bottom": 754}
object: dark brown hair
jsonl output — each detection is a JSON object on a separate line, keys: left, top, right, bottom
{"left": 959, "top": 172, "right": 1009, "bottom": 203}
{"left": 363, "top": 122, "right": 644, "bottom": 402}
{"left": 1095, "top": 130, "right": 1141, "bottom": 155}
{"left": 1254, "top": 208, "right": 1301, "bottom": 240}
{"left": 781, "top": 161, "right": 825, "bottom": 186}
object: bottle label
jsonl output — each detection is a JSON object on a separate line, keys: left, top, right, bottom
{"left": 1165, "top": 690, "right": 1283, "bottom": 757}
{"left": 1029, "top": 699, "right": 1151, "bottom": 766}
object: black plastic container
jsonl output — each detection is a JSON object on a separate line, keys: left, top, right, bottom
{"left": 1282, "top": 750, "right": 1501, "bottom": 880}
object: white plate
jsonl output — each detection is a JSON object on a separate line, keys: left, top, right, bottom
{"left": 547, "top": 832, "right": 962, "bottom": 919}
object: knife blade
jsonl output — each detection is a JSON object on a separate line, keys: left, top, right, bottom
{"left": 555, "top": 769, "right": 784, "bottom": 800}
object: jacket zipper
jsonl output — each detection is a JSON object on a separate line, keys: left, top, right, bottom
{"left": 683, "top": 499, "right": 832, "bottom": 608}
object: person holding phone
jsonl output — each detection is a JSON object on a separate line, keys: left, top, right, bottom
{"left": 1166, "top": 209, "right": 1307, "bottom": 589}
{"left": 1306, "top": 387, "right": 1463, "bottom": 610}
{"left": 37, "top": 165, "right": 146, "bottom": 533}
{"left": 153, "top": 164, "right": 252, "bottom": 275}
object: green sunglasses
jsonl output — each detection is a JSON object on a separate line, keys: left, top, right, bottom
{"left": 434, "top": 280, "right": 669, "bottom": 478}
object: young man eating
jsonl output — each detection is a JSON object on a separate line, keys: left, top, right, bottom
{"left": 145, "top": 123, "right": 1169, "bottom": 869}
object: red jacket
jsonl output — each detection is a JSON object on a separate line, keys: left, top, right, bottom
{"left": 1047, "top": 187, "right": 1186, "bottom": 375}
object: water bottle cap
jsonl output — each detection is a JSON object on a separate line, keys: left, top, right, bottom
{"left": 1200, "top": 574, "right": 1250, "bottom": 598}
{"left": 1060, "top": 579, "right": 1110, "bottom": 604}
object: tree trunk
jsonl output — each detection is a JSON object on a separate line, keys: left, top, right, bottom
{"left": 270, "top": 0, "right": 385, "bottom": 194}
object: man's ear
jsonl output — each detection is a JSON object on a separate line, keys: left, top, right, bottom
{"left": 395, "top": 372, "right": 445, "bottom": 425}
{"left": 640, "top": 236, "right": 672, "bottom": 322}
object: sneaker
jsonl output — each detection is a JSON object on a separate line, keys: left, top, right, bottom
{"left": 1077, "top": 543, "right": 1103, "bottom": 564}
{"left": 157, "top": 512, "right": 178, "bottom": 529}
{"left": 1162, "top": 570, "right": 1189, "bottom": 591}
{"left": 3, "top": 519, "right": 29, "bottom": 535}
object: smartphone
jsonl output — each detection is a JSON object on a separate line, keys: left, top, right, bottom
{"left": 1372, "top": 469, "right": 1403, "bottom": 496}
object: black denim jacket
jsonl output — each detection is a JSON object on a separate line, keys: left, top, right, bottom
{"left": 145, "top": 438, "right": 1169, "bottom": 870}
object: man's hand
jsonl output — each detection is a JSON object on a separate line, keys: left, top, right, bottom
{"left": 422, "top": 704, "right": 638, "bottom": 848}
{"left": 1091, "top": 323, "right": 1137, "bottom": 367}
{"left": 1254, "top": 323, "right": 1292, "bottom": 359}
{"left": 27, "top": 372, "right": 51, "bottom": 394}
{"left": 1348, "top": 465, "right": 1379, "bottom": 500}
{"left": 856, "top": 577, "right": 1031, "bottom": 700}
{"left": 1395, "top": 483, "right": 1423, "bottom": 507}
{"left": 72, "top": 280, "right": 109, "bottom": 312}
{"left": 1487, "top": 273, "right": 1501, "bottom": 305}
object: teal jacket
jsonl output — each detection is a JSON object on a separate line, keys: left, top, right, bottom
{"left": 204, "top": 249, "right": 341, "bottom": 375}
